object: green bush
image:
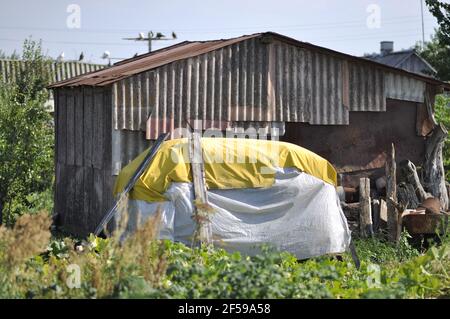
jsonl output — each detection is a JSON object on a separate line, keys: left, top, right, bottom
{"left": 0, "top": 212, "right": 449, "bottom": 299}
{"left": 0, "top": 38, "right": 54, "bottom": 225}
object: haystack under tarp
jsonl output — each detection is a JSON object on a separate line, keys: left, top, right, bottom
{"left": 114, "top": 138, "right": 350, "bottom": 259}
{"left": 114, "top": 138, "right": 337, "bottom": 202}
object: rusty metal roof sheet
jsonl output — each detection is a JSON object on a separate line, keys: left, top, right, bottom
{"left": 48, "top": 32, "right": 450, "bottom": 89}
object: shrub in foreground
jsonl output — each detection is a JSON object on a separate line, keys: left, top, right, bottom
{"left": 0, "top": 212, "right": 448, "bottom": 298}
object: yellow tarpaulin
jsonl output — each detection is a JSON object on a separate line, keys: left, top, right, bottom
{"left": 114, "top": 138, "right": 337, "bottom": 202}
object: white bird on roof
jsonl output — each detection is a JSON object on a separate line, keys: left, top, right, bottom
{"left": 102, "top": 51, "right": 110, "bottom": 59}
{"left": 57, "top": 52, "right": 65, "bottom": 62}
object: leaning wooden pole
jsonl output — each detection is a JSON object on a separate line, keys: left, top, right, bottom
{"left": 188, "top": 131, "right": 213, "bottom": 245}
{"left": 386, "top": 143, "right": 398, "bottom": 242}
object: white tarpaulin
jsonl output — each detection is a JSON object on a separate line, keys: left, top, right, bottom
{"left": 118, "top": 168, "right": 351, "bottom": 260}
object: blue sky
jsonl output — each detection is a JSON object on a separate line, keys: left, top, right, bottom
{"left": 0, "top": 0, "right": 446, "bottom": 64}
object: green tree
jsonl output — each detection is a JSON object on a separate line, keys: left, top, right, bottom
{"left": 434, "top": 94, "right": 450, "bottom": 182}
{"left": 0, "top": 39, "right": 54, "bottom": 225}
{"left": 426, "top": 0, "right": 450, "bottom": 46}
{"left": 419, "top": 33, "right": 450, "bottom": 81}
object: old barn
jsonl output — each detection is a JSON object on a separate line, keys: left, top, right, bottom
{"left": 48, "top": 32, "right": 450, "bottom": 236}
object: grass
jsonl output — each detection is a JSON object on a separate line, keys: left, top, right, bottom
{"left": 0, "top": 211, "right": 449, "bottom": 299}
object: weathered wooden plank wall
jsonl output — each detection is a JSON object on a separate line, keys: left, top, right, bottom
{"left": 54, "top": 87, "right": 113, "bottom": 236}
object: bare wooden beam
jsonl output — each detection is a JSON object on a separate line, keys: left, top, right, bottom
{"left": 386, "top": 143, "right": 398, "bottom": 242}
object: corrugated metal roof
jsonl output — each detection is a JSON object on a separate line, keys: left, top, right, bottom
{"left": 367, "top": 50, "right": 414, "bottom": 68}
{"left": 0, "top": 59, "right": 105, "bottom": 84}
{"left": 365, "top": 50, "right": 437, "bottom": 77}
{"left": 48, "top": 32, "right": 450, "bottom": 89}
{"left": 49, "top": 34, "right": 259, "bottom": 88}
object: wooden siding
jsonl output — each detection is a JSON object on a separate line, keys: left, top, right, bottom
{"left": 55, "top": 87, "right": 113, "bottom": 236}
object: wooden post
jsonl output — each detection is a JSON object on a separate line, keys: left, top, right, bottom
{"left": 188, "top": 132, "right": 212, "bottom": 245}
{"left": 386, "top": 143, "right": 398, "bottom": 242}
{"left": 359, "top": 178, "right": 373, "bottom": 237}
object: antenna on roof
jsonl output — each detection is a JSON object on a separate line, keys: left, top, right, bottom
{"left": 123, "top": 31, "right": 178, "bottom": 52}
{"left": 420, "top": 0, "right": 425, "bottom": 49}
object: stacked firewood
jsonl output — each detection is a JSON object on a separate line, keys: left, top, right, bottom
{"left": 341, "top": 124, "right": 449, "bottom": 242}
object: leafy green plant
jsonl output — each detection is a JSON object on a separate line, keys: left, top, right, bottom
{"left": 0, "top": 39, "right": 54, "bottom": 225}
{"left": 0, "top": 211, "right": 449, "bottom": 299}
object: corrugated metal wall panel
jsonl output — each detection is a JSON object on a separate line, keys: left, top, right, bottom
{"left": 108, "top": 37, "right": 433, "bottom": 136}
{"left": 308, "top": 50, "right": 348, "bottom": 124}
{"left": 111, "top": 129, "right": 153, "bottom": 175}
{"left": 113, "top": 38, "right": 270, "bottom": 135}
{"left": 385, "top": 72, "right": 425, "bottom": 103}
{"left": 349, "top": 62, "right": 386, "bottom": 112}
{"left": 270, "top": 41, "right": 348, "bottom": 125}
{"left": 112, "top": 38, "right": 357, "bottom": 132}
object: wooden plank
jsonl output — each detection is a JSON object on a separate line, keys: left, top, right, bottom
{"left": 386, "top": 143, "right": 398, "bottom": 242}
{"left": 57, "top": 89, "right": 67, "bottom": 164}
{"left": 83, "top": 87, "right": 93, "bottom": 167}
{"left": 54, "top": 90, "right": 59, "bottom": 164}
{"left": 74, "top": 88, "right": 84, "bottom": 166}
{"left": 102, "top": 168, "right": 114, "bottom": 232}
{"left": 102, "top": 87, "right": 114, "bottom": 231}
{"left": 91, "top": 168, "right": 104, "bottom": 230}
{"left": 359, "top": 177, "right": 373, "bottom": 237}
{"left": 74, "top": 166, "right": 85, "bottom": 235}
{"left": 54, "top": 163, "right": 63, "bottom": 227}
{"left": 65, "top": 165, "right": 76, "bottom": 234}
{"left": 103, "top": 88, "right": 112, "bottom": 168}
{"left": 83, "top": 166, "right": 93, "bottom": 234}
{"left": 92, "top": 89, "right": 104, "bottom": 170}
{"left": 66, "top": 91, "right": 75, "bottom": 166}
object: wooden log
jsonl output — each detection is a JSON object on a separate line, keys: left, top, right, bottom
{"left": 372, "top": 199, "right": 380, "bottom": 232}
{"left": 359, "top": 178, "right": 373, "bottom": 237}
{"left": 397, "top": 182, "right": 420, "bottom": 209}
{"left": 399, "top": 160, "right": 431, "bottom": 203}
{"left": 386, "top": 143, "right": 398, "bottom": 242}
{"left": 423, "top": 123, "right": 449, "bottom": 211}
